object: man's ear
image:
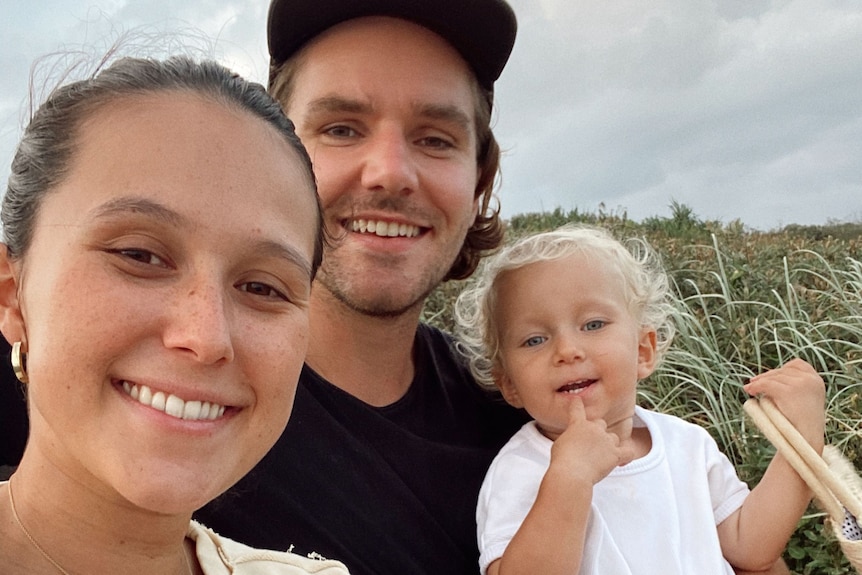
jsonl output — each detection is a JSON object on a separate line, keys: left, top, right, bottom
{"left": 0, "top": 245, "right": 26, "bottom": 346}
{"left": 493, "top": 366, "right": 524, "bottom": 409}
{"left": 637, "top": 328, "right": 658, "bottom": 380}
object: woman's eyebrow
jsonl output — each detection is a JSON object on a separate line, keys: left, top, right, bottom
{"left": 249, "top": 239, "right": 314, "bottom": 280}
{"left": 91, "top": 196, "right": 314, "bottom": 278}
{"left": 90, "top": 196, "right": 188, "bottom": 227}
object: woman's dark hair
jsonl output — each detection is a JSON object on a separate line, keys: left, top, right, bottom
{"left": 3, "top": 55, "right": 325, "bottom": 276}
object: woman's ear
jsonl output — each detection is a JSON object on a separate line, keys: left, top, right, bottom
{"left": 0, "top": 244, "right": 26, "bottom": 345}
{"left": 637, "top": 328, "right": 658, "bottom": 379}
{"left": 493, "top": 365, "right": 524, "bottom": 409}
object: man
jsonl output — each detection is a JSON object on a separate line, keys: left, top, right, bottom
{"left": 195, "top": 1, "right": 528, "bottom": 574}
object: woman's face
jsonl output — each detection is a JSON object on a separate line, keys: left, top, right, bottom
{"left": 0, "top": 92, "right": 319, "bottom": 514}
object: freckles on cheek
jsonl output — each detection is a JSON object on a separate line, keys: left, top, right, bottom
{"left": 249, "top": 325, "right": 308, "bottom": 394}
{"left": 251, "top": 378, "right": 296, "bottom": 450}
{"left": 43, "top": 269, "right": 128, "bottom": 335}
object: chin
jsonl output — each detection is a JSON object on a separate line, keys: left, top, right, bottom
{"left": 115, "top": 460, "right": 238, "bottom": 516}
{"left": 124, "top": 483, "right": 222, "bottom": 517}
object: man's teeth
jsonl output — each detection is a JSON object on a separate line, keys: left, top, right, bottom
{"left": 122, "top": 382, "right": 225, "bottom": 421}
{"left": 351, "top": 219, "right": 420, "bottom": 237}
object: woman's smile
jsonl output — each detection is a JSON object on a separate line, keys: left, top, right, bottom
{"left": 119, "top": 380, "right": 228, "bottom": 421}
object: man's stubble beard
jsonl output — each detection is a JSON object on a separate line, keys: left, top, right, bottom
{"left": 314, "top": 246, "right": 454, "bottom": 319}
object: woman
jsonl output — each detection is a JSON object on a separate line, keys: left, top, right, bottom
{"left": 0, "top": 55, "right": 348, "bottom": 574}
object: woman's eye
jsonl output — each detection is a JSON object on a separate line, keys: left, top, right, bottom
{"left": 524, "top": 335, "right": 546, "bottom": 347}
{"left": 584, "top": 320, "right": 606, "bottom": 331}
{"left": 111, "top": 248, "right": 166, "bottom": 267}
{"left": 238, "top": 281, "right": 287, "bottom": 301}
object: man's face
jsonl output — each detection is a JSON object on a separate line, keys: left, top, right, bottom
{"left": 285, "top": 16, "right": 481, "bottom": 318}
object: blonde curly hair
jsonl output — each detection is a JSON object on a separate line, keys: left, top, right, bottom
{"left": 454, "top": 224, "right": 675, "bottom": 389}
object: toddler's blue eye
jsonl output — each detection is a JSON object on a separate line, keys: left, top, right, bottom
{"left": 584, "top": 320, "right": 605, "bottom": 331}
{"left": 524, "top": 335, "right": 545, "bottom": 347}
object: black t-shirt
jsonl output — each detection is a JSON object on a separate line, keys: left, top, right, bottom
{"left": 0, "top": 338, "right": 28, "bottom": 471}
{"left": 195, "top": 324, "right": 527, "bottom": 575}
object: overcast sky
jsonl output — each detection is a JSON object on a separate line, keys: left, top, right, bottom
{"left": 2, "top": 0, "right": 861, "bottom": 231}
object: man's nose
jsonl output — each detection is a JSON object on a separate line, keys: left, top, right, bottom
{"left": 360, "top": 127, "right": 419, "bottom": 194}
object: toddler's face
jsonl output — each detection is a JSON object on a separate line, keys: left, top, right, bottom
{"left": 492, "top": 253, "right": 657, "bottom": 440}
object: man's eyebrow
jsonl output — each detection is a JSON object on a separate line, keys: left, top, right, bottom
{"left": 90, "top": 197, "right": 188, "bottom": 227}
{"left": 305, "top": 96, "right": 372, "bottom": 116}
{"left": 303, "top": 96, "right": 472, "bottom": 132}
{"left": 415, "top": 103, "right": 473, "bottom": 132}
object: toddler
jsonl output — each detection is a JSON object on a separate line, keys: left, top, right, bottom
{"left": 454, "top": 224, "right": 825, "bottom": 575}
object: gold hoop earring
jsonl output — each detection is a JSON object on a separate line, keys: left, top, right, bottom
{"left": 11, "top": 341, "right": 28, "bottom": 384}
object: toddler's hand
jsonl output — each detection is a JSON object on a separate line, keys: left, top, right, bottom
{"left": 549, "top": 397, "right": 632, "bottom": 486}
{"left": 744, "top": 358, "right": 825, "bottom": 452}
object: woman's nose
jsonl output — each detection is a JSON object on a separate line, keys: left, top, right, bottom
{"left": 162, "top": 278, "right": 235, "bottom": 365}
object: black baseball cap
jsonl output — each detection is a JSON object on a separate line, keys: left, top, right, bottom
{"left": 266, "top": 0, "right": 517, "bottom": 91}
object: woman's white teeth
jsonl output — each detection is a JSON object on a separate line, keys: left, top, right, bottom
{"left": 352, "top": 219, "right": 420, "bottom": 237}
{"left": 121, "top": 381, "right": 225, "bottom": 421}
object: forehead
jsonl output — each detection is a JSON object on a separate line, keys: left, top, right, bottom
{"left": 75, "top": 93, "right": 304, "bottom": 189}
{"left": 287, "top": 16, "right": 479, "bottom": 116}
{"left": 495, "top": 252, "right": 629, "bottom": 309}
{"left": 53, "top": 92, "right": 317, "bottom": 251}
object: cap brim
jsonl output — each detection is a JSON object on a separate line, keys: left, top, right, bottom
{"left": 267, "top": 0, "right": 517, "bottom": 90}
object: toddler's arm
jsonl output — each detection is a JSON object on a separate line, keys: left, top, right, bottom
{"left": 487, "top": 397, "right": 634, "bottom": 575}
{"left": 718, "top": 358, "right": 825, "bottom": 571}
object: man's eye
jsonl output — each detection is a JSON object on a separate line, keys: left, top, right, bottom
{"left": 418, "top": 136, "right": 453, "bottom": 149}
{"left": 238, "top": 281, "right": 287, "bottom": 301}
{"left": 325, "top": 125, "right": 358, "bottom": 138}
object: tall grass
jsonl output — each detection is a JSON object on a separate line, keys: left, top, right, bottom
{"left": 641, "top": 237, "right": 862, "bottom": 573}
{"left": 642, "top": 238, "right": 862, "bottom": 469}
{"left": 423, "top": 206, "right": 862, "bottom": 573}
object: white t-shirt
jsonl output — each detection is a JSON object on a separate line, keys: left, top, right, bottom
{"left": 477, "top": 406, "right": 749, "bottom": 574}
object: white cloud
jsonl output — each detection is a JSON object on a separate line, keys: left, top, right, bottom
{"left": 494, "top": 0, "right": 862, "bottom": 228}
